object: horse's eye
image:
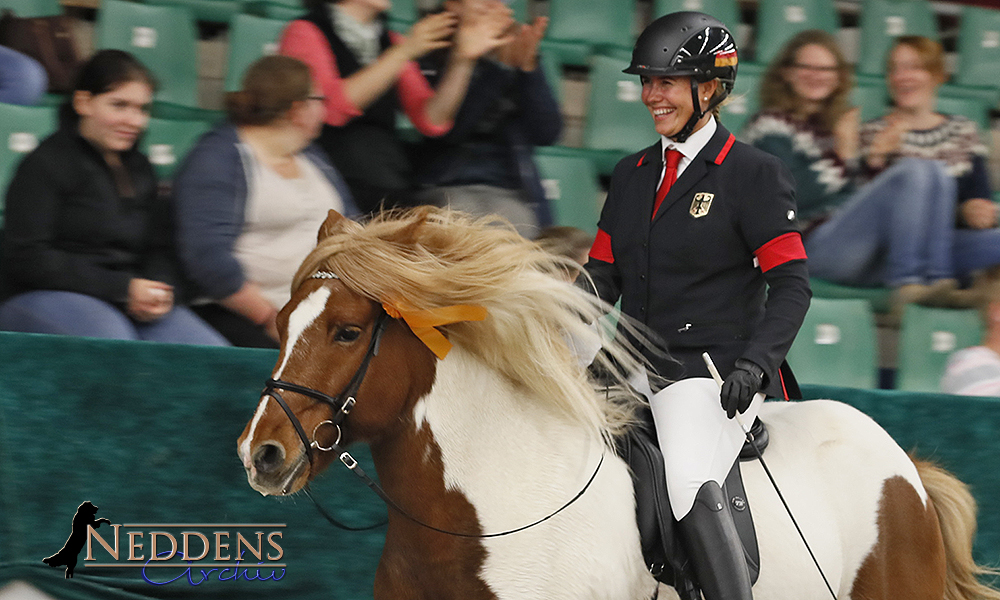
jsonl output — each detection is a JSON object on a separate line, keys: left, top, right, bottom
{"left": 334, "top": 326, "right": 362, "bottom": 343}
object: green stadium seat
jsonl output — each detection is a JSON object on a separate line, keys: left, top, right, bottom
{"left": 2, "top": 0, "right": 61, "bottom": 17}
{"left": 582, "top": 50, "right": 657, "bottom": 160}
{"left": 785, "top": 298, "right": 879, "bottom": 389}
{"left": 721, "top": 61, "right": 764, "bottom": 136}
{"left": 935, "top": 91, "right": 991, "bottom": 132}
{"left": 508, "top": 0, "right": 529, "bottom": 23}
{"left": 852, "top": 74, "right": 890, "bottom": 123}
{"left": 896, "top": 305, "right": 984, "bottom": 393}
{"left": 652, "top": 0, "right": 739, "bottom": 30}
{"left": 809, "top": 277, "right": 893, "bottom": 315}
{"left": 142, "top": 0, "right": 241, "bottom": 24}
{"left": 954, "top": 6, "right": 1000, "bottom": 91}
{"left": 141, "top": 117, "right": 212, "bottom": 181}
{"left": 96, "top": 0, "right": 200, "bottom": 109}
{"left": 241, "top": 0, "right": 304, "bottom": 21}
{"left": 387, "top": 0, "right": 416, "bottom": 31}
{"left": 753, "top": 0, "right": 839, "bottom": 65}
{"left": 0, "top": 103, "right": 58, "bottom": 223}
{"left": 543, "top": 0, "right": 637, "bottom": 66}
{"left": 533, "top": 147, "right": 602, "bottom": 234}
{"left": 856, "top": 0, "right": 937, "bottom": 76}
{"left": 949, "top": 7, "right": 1000, "bottom": 106}
{"left": 224, "top": 13, "right": 288, "bottom": 92}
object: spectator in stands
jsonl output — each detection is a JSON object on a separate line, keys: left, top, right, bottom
{"left": 743, "top": 31, "right": 997, "bottom": 315}
{"left": 861, "top": 36, "right": 1000, "bottom": 284}
{"left": 941, "top": 276, "right": 1000, "bottom": 396}
{"left": 173, "top": 56, "right": 358, "bottom": 348}
{"left": 279, "top": 0, "right": 514, "bottom": 214}
{"left": 0, "top": 44, "right": 48, "bottom": 105}
{"left": 410, "top": 0, "right": 561, "bottom": 238}
{"left": 0, "top": 50, "right": 227, "bottom": 345}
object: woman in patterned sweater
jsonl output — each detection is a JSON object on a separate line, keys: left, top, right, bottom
{"left": 743, "top": 31, "right": 1000, "bottom": 308}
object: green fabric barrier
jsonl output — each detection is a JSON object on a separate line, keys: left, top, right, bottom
{"left": 801, "top": 384, "right": 1000, "bottom": 566}
{"left": 1, "top": 333, "right": 998, "bottom": 599}
{"left": 0, "top": 332, "right": 386, "bottom": 599}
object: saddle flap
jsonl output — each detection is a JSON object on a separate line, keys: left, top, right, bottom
{"left": 622, "top": 417, "right": 768, "bottom": 589}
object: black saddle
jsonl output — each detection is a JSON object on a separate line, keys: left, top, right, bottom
{"left": 618, "top": 409, "right": 768, "bottom": 599}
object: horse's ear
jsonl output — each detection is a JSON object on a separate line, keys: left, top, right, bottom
{"left": 318, "top": 210, "right": 348, "bottom": 242}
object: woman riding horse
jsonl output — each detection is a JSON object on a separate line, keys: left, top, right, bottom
{"left": 583, "top": 12, "right": 810, "bottom": 600}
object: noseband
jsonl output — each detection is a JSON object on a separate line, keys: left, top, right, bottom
{"left": 263, "top": 309, "right": 389, "bottom": 475}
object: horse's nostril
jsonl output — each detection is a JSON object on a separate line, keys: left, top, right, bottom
{"left": 253, "top": 443, "right": 285, "bottom": 475}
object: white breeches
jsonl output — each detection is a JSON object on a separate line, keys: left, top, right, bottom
{"left": 648, "top": 378, "right": 764, "bottom": 521}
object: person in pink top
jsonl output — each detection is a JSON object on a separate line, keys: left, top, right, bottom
{"left": 280, "top": 0, "right": 513, "bottom": 213}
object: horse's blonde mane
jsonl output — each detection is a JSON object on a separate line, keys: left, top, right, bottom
{"left": 292, "top": 207, "right": 647, "bottom": 439}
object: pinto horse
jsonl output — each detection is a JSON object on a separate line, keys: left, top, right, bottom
{"left": 238, "top": 207, "right": 999, "bottom": 600}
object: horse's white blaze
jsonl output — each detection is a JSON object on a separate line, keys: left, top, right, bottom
{"left": 414, "top": 347, "right": 656, "bottom": 599}
{"left": 240, "top": 286, "right": 332, "bottom": 463}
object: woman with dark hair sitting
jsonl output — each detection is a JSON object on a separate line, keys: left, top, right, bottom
{"left": 173, "top": 55, "right": 358, "bottom": 348}
{"left": 0, "top": 49, "right": 227, "bottom": 345}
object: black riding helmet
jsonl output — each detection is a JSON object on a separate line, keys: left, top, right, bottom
{"left": 624, "top": 11, "right": 738, "bottom": 142}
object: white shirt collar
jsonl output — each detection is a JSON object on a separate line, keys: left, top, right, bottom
{"left": 660, "top": 116, "right": 717, "bottom": 164}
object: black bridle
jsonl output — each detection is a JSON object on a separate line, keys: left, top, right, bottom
{"left": 260, "top": 277, "right": 605, "bottom": 538}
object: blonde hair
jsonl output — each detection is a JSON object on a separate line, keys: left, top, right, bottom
{"left": 759, "top": 29, "right": 853, "bottom": 132}
{"left": 293, "top": 207, "right": 650, "bottom": 440}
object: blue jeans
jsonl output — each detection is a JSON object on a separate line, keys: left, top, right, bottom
{"left": 953, "top": 228, "right": 1000, "bottom": 279}
{"left": 0, "top": 291, "right": 230, "bottom": 346}
{"left": 0, "top": 45, "right": 48, "bottom": 106}
{"left": 805, "top": 158, "right": 956, "bottom": 287}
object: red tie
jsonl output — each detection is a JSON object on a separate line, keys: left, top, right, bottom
{"left": 652, "top": 148, "right": 683, "bottom": 220}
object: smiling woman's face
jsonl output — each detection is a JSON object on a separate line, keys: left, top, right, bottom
{"left": 783, "top": 43, "right": 841, "bottom": 105}
{"left": 887, "top": 43, "right": 942, "bottom": 111}
{"left": 74, "top": 80, "right": 153, "bottom": 154}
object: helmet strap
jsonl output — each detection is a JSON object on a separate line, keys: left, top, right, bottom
{"left": 670, "top": 78, "right": 707, "bottom": 144}
{"left": 669, "top": 78, "right": 730, "bottom": 144}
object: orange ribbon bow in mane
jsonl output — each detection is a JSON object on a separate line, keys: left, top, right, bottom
{"left": 381, "top": 301, "right": 488, "bottom": 360}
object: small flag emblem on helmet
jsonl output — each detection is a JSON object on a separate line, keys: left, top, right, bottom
{"left": 715, "top": 50, "right": 737, "bottom": 67}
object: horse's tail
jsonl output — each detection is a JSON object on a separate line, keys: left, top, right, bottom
{"left": 914, "top": 458, "right": 1000, "bottom": 600}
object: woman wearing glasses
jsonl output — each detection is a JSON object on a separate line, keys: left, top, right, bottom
{"left": 173, "top": 56, "right": 358, "bottom": 347}
{"left": 743, "top": 30, "right": 986, "bottom": 315}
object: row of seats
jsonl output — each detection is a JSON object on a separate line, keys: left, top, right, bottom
{"left": 7, "top": 0, "right": 997, "bottom": 171}
{"left": 788, "top": 298, "right": 983, "bottom": 393}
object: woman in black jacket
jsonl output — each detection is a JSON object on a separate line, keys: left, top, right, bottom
{"left": 0, "top": 50, "right": 227, "bottom": 345}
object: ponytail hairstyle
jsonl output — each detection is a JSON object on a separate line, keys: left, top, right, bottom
{"left": 225, "top": 55, "right": 313, "bottom": 126}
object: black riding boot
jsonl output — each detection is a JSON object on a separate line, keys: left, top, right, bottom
{"left": 678, "top": 481, "right": 753, "bottom": 600}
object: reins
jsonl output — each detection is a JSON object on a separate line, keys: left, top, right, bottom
{"left": 263, "top": 300, "right": 606, "bottom": 539}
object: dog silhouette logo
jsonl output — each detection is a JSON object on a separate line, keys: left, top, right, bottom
{"left": 43, "top": 501, "right": 111, "bottom": 578}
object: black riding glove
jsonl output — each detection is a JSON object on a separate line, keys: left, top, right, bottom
{"left": 720, "top": 359, "right": 764, "bottom": 419}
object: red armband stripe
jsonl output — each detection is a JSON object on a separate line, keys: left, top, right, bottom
{"left": 588, "top": 228, "right": 614, "bottom": 264}
{"left": 754, "top": 232, "right": 806, "bottom": 273}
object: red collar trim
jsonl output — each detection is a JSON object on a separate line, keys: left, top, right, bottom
{"left": 714, "top": 133, "right": 736, "bottom": 165}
